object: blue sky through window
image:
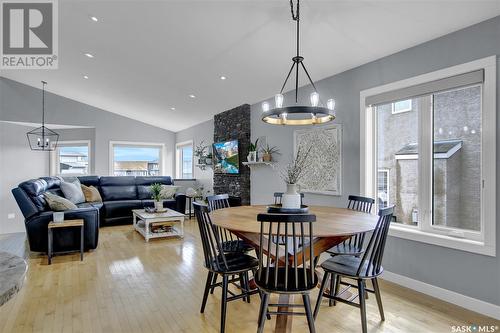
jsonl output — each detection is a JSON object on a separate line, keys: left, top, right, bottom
{"left": 113, "top": 146, "right": 160, "bottom": 162}
{"left": 60, "top": 146, "right": 88, "bottom": 155}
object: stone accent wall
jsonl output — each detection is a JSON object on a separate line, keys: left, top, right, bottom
{"left": 213, "top": 104, "right": 251, "bottom": 205}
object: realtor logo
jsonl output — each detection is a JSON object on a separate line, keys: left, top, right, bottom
{"left": 1, "top": 0, "right": 58, "bottom": 69}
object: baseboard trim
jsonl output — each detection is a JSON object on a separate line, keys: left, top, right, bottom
{"left": 381, "top": 271, "right": 500, "bottom": 320}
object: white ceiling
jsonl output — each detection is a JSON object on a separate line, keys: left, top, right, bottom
{"left": 2, "top": 0, "right": 499, "bottom": 132}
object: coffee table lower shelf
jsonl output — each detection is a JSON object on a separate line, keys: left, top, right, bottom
{"left": 132, "top": 209, "right": 185, "bottom": 242}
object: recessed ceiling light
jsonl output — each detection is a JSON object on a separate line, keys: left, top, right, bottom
{"left": 90, "top": 16, "right": 98, "bottom": 22}
{"left": 84, "top": 53, "right": 94, "bottom": 58}
{"left": 189, "top": 94, "right": 196, "bottom": 99}
{"left": 170, "top": 107, "right": 176, "bottom": 111}
{"left": 83, "top": 75, "right": 89, "bottom": 79}
{"left": 220, "top": 76, "right": 227, "bottom": 80}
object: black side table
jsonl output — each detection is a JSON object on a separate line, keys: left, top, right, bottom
{"left": 186, "top": 196, "right": 194, "bottom": 219}
{"left": 48, "top": 219, "right": 84, "bottom": 265}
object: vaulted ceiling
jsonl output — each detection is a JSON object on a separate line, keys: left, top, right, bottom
{"left": 2, "top": 0, "right": 499, "bottom": 132}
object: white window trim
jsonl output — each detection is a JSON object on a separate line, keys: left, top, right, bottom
{"left": 51, "top": 140, "right": 91, "bottom": 176}
{"left": 175, "top": 140, "right": 194, "bottom": 179}
{"left": 391, "top": 99, "right": 412, "bottom": 114}
{"left": 109, "top": 141, "right": 166, "bottom": 176}
{"left": 360, "top": 56, "right": 496, "bottom": 257}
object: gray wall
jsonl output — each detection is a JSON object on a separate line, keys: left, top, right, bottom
{"left": 176, "top": 16, "right": 500, "bottom": 306}
{"left": 0, "top": 78, "right": 176, "bottom": 233}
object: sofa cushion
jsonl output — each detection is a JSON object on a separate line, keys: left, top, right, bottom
{"left": 103, "top": 200, "right": 142, "bottom": 218}
{"left": 78, "top": 176, "right": 100, "bottom": 187}
{"left": 44, "top": 192, "right": 78, "bottom": 211}
{"left": 81, "top": 185, "right": 102, "bottom": 202}
{"left": 100, "top": 176, "right": 137, "bottom": 201}
{"left": 19, "top": 179, "right": 48, "bottom": 210}
{"left": 60, "top": 180, "right": 85, "bottom": 204}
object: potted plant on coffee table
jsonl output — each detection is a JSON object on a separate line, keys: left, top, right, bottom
{"left": 150, "top": 183, "right": 166, "bottom": 212}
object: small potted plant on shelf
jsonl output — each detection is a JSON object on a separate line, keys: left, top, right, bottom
{"left": 247, "top": 138, "right": 259, "bottom": 163}
{"left": 194, "top": 140, "right": 209, "bottom": 164}
{"left": 261, "top": 144, "right": 280, "bottom": 162}
{"left": 279, "top": 144, "right": 312, "bottom": 209}
{"left": 150, "top": 183, "right": 166, "bottom": 212}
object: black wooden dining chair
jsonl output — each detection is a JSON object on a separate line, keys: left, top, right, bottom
{"left": 314, "top": 206, "right": 394, "bottom": 333}
{"left": 194, "top": 202, "right": 259, "bottom": 333}
{"left": 255, "top": 213, "right": 318, "bottom": 333}
{"left": 327, "top": 195, "right": 375, "bottom": 257}
{"left": 207, "top": 194, "right": 254, "bottom": 253}
{"left": 273, "top": 192, "right": 305, "bottom": 205}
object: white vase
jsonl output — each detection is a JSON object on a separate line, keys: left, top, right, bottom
{"left": 282, "top": 183, "right": 301, "bottom": 209}
{"left": 247, "top": 151, "right": 257, "bottom": 162}
{"left": 154, "top": 200, "right": 164, "bottom": 212}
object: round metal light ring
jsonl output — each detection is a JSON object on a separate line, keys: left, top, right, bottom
{"left": 261, "top": 106, "right": 335, "bottom": 126}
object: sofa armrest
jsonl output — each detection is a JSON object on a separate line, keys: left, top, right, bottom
{"left": 25, "top": 208, "right": 99, "bottom": 253}
{"left": 175, "top": 194, "right": 187, "bottom": 215}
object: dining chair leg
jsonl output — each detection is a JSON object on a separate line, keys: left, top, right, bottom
{"left": 302, "top": 294, "right": 316, "bottom": 333}
{"left": 200, "top": 271, "right": 213, "bottom": 313}
{"left": 239, "top": 273, "right": 247, "bottom": 302}
{"left": 329, "top": 273, "right": 337, "bottom": 306}
{"left": 221, "top": 275, "right": 229, "bottom": 333}
{"left": 372, "top": 278, "right": 385, "bottom": 321}
{"left": 257, "top": 292, "right": 270, "bottom": 333}
{"left": 210, "top": 273, "right": 218, "bottom": 294}
{"left": 358, "top": 279, "right": 368, "bottom": 333}
{"left": 313, "top": 271, "right": 329, "bottom": 319}
{"left": 244, "top": 271, "right": 251, "bottom": 303}
{"left": 333, "top": 274, "right": 341, "bottom": 306}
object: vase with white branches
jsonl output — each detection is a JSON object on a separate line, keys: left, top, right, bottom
{"left": 279, "top": 144, "right": 312, "bottom": 209}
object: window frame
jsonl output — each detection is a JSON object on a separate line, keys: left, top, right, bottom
{"left": 391, "top": 99, "right": 412, "bottom": 114}
{"left": 360, "top": 56, "right": 496, "bottom": 256}
{"left": 175, "top": 140, "right": 194, "bottom": 179}
{"left": 51, "top": 140, "right": 91, "bottom": 176}
{"left": 109, "top": 141, "right": 166, "bottom": 176}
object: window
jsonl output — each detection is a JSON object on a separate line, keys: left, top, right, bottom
{"left": 52, "top": 141, "right": 90, "bottom": 175}
{"left": 377, "top": 169, "right": 390, "bottom": 208}
{"left": 110, "top": 142, "right": 164, "bottom": 176}
{"left": 176, "top": 141, "right": 193, "bottom": 179}
{"left": 361, "top": 56, "right": 496, "bottom": 256}
{"left": 392, "top": 99, "right": 412, "bottom": 114}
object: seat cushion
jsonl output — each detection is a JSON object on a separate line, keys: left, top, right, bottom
{"left": 328, "top": 243, "right": 364, "bottom": 256}
{"left": 255, "top": 267, "right": 318, "bottom": 293}
{"left": 76, "top": 202, "right": 103, "bottom": 210}
{"left": 211, "top": 253, "right": 259, "bottom": 273}
{"left": 321, "top": 255, "right": 383, "bottom": 278}
{"left": 103, "top": 200, "right": 142, "bottom": 218}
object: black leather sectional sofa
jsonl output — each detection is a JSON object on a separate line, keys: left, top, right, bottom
{"left": 12, "top": 176, "right": 186, "bottom": 253}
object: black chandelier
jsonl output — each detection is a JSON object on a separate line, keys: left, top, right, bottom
{"left": 262, "top": 0, "right": 336, "bottom": 125}
{"left": 26, "top": 81, "right": 59, "bottom": 151}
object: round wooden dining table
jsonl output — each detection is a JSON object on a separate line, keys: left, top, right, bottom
{"left": 210, "top": 205, "right": 378, "bottom": 333}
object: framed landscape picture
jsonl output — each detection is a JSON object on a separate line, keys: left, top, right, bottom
{"left": 293, "top": 124, "right": 342, "bottom": 196}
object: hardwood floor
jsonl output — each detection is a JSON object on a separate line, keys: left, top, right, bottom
{"left": 0, "top": 220, "right": 497, "bottom": 333}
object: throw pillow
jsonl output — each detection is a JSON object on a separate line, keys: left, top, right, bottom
{"left": 81, "top": 185, "right": 103, "bottom": 202}
{"left": 60, "top": 180, "right": 85, "bottom": 204}
{"left": 160, "top": 185, "right": 179, "bottom": 199}
{"left": 44, "top": 192, "right": 78, "bottom": 211}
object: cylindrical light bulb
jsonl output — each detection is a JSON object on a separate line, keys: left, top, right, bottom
{"left": 262, "top": 101, "right": 270, "bottom": 112}
{"left": 275, "top": 94, "right": 284, "bottom": 108}
{"left": 310, "top": 92, "right": 319, "bottom": 107}
{"left": 327, "top": 98, "right": 336, "bottom": 111}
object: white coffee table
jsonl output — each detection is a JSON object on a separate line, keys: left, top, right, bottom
{"left": 132, "top": 209, "right": 185, "bottom": 242}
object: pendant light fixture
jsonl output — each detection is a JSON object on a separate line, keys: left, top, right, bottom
{"left": 262, "top": 0, "right": 336, "bottom": 125}
{"left": 26, "top": 81, "right": 59, "bottom": 151}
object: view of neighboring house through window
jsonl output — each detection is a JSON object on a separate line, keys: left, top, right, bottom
{"left": 111, "top": 142, "right": 163, "bottom": 176}
{"left": 377, "top": 169, "right": 389, "bottom": 207}
{"left": 54, "top": 141, "right": 90, "bottom": 175}
{"left": 176, "top": 141, "right": 193, "bottom": 179}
